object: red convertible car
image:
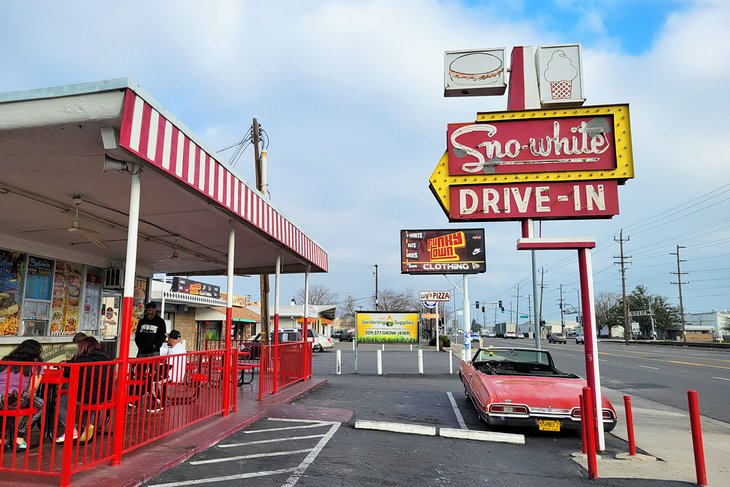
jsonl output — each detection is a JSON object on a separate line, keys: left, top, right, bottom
{"left": 459, "top": 347, "right": 617, "bottom": 433}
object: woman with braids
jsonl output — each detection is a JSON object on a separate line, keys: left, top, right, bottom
{"left": 0, "top": 339, "right": 45, "bottom": 450}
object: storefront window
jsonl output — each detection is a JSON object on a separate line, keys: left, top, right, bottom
{"left": 81, "top": 270, "right": 103, "bottom": 333}
{"left": 0, "top": 250, "right": 25, "bottom": 336}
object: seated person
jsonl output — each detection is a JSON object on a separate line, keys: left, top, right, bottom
{"left": 149, "top": 330, "right": 187, "bottom": 412}
{"left": 0, "top": 339, "right": 45, "bottom": 450}
{"left": 55, "top": 337, "right": 112, "bottom": 443}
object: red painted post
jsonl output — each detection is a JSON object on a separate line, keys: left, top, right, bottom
{"left": 580, "top": 394, "right": 587, "bottom": 454}
{"left": 111, "top": 296, "right": 133, "bottom": 465}
{"left": 583, "top": 386, "right": 598, "bottom": 479}
{"left": 302, "top": 316, "right": 309, "bottom": 379}
{"left": 687, "top": 390, "right": 708, "bottom": 486}
{"left": 273, "top": 313, "right": 279, "bottom": 394}
{"left": 623, "top": 395, "right": 636, "bottom": 456}
{"left": 59, "top": 365, "right": 80, "bottom": 487}
{"left": 222, "top": 306, "right": 232, "bottom": 416}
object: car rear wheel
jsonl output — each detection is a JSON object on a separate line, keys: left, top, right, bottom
{"left": 313, "top": 344, "right": 322, "bottom": 352}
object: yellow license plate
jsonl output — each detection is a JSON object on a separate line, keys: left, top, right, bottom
{"left": 538, "top": 419, "right": 561, "bottom": 432}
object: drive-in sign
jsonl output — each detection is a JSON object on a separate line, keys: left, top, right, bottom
{"left": 429, "top": 104, "right": 634, "bottom": 221}
{"left": 450, "top": 180, "right": 619, "bottom": 220}
{"left": 420, "top": 291, "right": 452, "bottom": 301}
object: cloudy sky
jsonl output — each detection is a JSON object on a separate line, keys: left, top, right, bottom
{"left": 2, "top": 0, "right": 729, "bottom": 325}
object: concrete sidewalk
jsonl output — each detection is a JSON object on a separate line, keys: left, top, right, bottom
{"left": 5, "top": 378, "right": 327, "bottom": 487}
{"left": 572, "top": 387, "right": 730, "bottom": 486}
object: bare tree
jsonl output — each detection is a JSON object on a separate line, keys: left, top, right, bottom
{"left": 295, "top": 284, "right": 337, "bottom": 305}
{"left": 594, "top": 291, "right": 621, "bottom": 335}
{"left": 376, "top": 288, "right": 421, "bottom": 311}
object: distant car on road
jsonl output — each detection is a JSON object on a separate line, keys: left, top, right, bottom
{"left": 339, "top": 329, "right": 355, "bottom": 342}
{"left": 470, "top": 332, "right": 481, "bottom": 341}
{"left": 504, "top": 331, "right": 517, "bottom": 339}
{"left": 575, "top": 332, "right": 585, "bottom": 345}
{"left": 548, "top": 332, "right": 567, "bottom": 344}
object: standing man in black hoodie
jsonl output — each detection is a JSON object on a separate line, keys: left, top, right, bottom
{"left": 134, "top": 302, "right": 167, "bottom": 357}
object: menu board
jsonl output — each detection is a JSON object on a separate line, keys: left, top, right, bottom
{"left": 0, "top": 250, "right": 25, "bottom": 336}
{"left": 50, "top": 261, "right": 82, "bottom": 335}
{"left": 25, "top": 256, "right": 54, "bottom": 300}
{"left": 81, "top": 272, "right": 102, "bottom": 331}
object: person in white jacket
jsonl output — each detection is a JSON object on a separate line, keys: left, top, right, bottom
{"left": 160, "top": 329, "right": 187, "bottom": 383}
{"left": 148, "top": 330, "right": 188, "bottom": 413}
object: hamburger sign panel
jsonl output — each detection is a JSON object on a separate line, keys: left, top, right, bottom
{"left": 356, "top": 312, "right": 419, "bottom": 344}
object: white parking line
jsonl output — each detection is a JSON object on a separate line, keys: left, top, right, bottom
{"left": 190, "top": 448, "right": 312, "bottom": 465}
{"left": 244, "top": 423, "right": 333, "bottom": 434}
{"left": 446, "top": 392, "right": 467, "bottom": 430}
{"left": 713, "top": 376, "right": 730, "bottom": 382}
{"left": 282, "top": 422, "right": 341, "bottom": 486}
{"left": 148, "top": 467, "right": 300, "bottom": 487}
{"left": 640, "top": 365, "right": 659, "bottom": 370}
{"left": 219, "top": 434, "right": 325, "bottom": 448}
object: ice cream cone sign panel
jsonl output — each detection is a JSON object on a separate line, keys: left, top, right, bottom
{"left": 536, "top": 44, "right": 585, "bottom": 107}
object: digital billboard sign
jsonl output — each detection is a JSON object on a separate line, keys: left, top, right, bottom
{"left": 400, "top": 229, "right": 486, "bottom": 274}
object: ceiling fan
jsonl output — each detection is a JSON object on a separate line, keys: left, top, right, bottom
{"left": 158, "top": 237, "right": 182, "bottom": 262}
{"left": 67, "top": 196, "right": 107, "bottom": 249}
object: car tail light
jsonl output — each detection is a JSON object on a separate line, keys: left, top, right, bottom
{"left": 327, "top": 338, "right": 332, "bottom": 344}
{"left": 602, "top": 409, "right": 615, "bottom": 420}
{"left": 570, "top": 408, "right": 581, "bottom": 418}
{"left": 489, "top": 404, "right": 529, "bottom": 415}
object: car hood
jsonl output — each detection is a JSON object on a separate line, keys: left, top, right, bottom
{"left": 478, "top": 374, "right": 613, "bottom": 409}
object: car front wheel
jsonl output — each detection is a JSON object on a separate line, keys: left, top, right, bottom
{"left": 313, "top": 344, "right": 322, "bottom": 352}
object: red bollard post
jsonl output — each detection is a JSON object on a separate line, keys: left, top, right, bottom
{"left": 580, "top": 394, "right": 587, "bottom": 454}
{"left": 583, "top": 386, "right": 598, "bottom": 479}
{"left": 687, "top": 390, "right": 708, "bottom": 486}
{"left": 623, "top": 395, "right": 636, "bottom": 456}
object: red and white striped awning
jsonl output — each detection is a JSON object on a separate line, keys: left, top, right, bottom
{"left": 119, "top": 90, "right": 327, "bottom": 272}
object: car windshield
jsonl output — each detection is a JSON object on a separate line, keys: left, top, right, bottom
{"left": 472, "top": 348, "right": 578, "bottom": 378}
{"left": 475, "top": 348, "right": 550, "bottom": 365}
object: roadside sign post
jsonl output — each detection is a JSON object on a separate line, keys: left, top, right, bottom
{"left": 433, "top": 44, "right": 634, "bottom": 452}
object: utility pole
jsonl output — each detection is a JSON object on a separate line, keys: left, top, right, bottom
{"left": 614, "top": 230, "right": 631, "bottom": 345}
{"left": 558, "top": 284, "right": 565, "bottom": 333}
{"left": 514, "top": 284, "right": 520, "bottom": 333}
{"left": 373, "top": 264, "right": 379, "bottom": 311}
{"left": 670, "top": 245, "right": 688, "bottom": 342}
{"left": 253, "top": 118, "right": 270, "bottom": 343}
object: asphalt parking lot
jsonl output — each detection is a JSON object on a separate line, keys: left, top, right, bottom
{"left": 146, "top": 346, "right": 694, "bottom": 487}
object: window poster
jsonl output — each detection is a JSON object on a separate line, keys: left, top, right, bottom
{"left": 0, "top": 250, "right": 25, "bottom": 336}
{"left": 50, "top": 260, "right": 83, "bottom": 335}
{"left": 81, "top": 271, "right": 102, "bottom": 331}
{"left": 131, "top": 277, "right": 147, "bottom": 334}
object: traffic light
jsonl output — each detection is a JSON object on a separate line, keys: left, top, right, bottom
{"left": 475, "top": 300, "right": 480, "bottom": 309}
{"left": 481, "top": 306, "right": 485, "bottom": 313}
{"left": 498, "top": 300, "right": 504, "bottom": 312}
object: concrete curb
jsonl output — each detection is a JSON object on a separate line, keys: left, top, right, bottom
{"left": 355, "top": 420, "right": 526, "bottom": 445}
{"left": 355, "top": 419, "right": 436, "bottom": 436}
{"left": 439, "top": 427, "right": 525, "bottom": 444}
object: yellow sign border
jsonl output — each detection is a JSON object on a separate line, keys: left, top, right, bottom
{"left": 429, "top": 104, "right": 634, "bottom": 212}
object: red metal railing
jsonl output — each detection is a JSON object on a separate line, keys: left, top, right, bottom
{"left": 257, "top": 343, "right": 310, "bottom": 400}
{"left": 1, "top": 341, "right": 308, "bottom": 486}
{"left": 0, "top": 359, "right": 121, "bottom": 483}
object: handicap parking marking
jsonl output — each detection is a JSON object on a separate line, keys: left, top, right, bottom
{"left": 147, "top": 418, "right": 340, "bottom": 487}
